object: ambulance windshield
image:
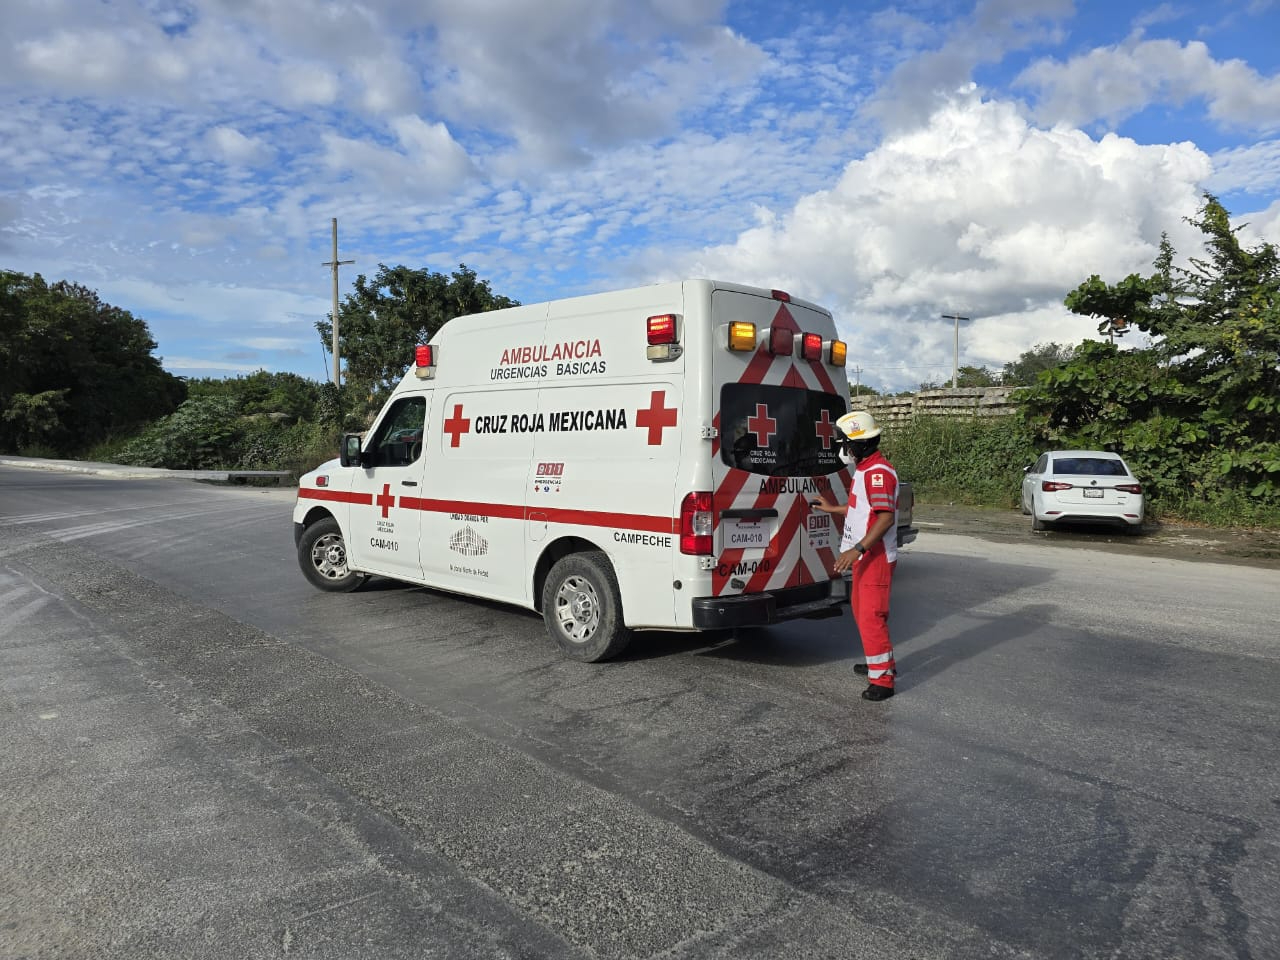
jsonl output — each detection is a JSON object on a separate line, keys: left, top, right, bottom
{"left": 719, "top": 383, "right": 846, "bottom": 477}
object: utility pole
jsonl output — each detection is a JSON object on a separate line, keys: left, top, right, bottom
{"left": 322, "top": 218, "right": 354, "bottom": 387}
{"left": 941, "top": 313, "right": 970, "bottom": 388}
{"left": 853, "top": 365, "right": 862, "bottom": 398}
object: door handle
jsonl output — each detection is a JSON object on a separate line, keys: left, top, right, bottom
{"left": 401, "top": 480, "right": 418, "bottom": 487}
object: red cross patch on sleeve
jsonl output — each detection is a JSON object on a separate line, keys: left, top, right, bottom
{"left": 871, "top": 473, "right": 884, "bottom": 487}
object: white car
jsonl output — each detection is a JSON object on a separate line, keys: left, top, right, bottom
{"left": 1021, "top": 450, "right": 1144, "bottom": 534}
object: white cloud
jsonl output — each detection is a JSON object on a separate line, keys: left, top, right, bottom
{"left": 1018, "top": 39, "right": 1280, "bottom": 131}
{"left": 867, "top": 0, "right": 1073, "bottom": 131}
{"left": 657, "top": 95, "right": 1211, "bottom": 391}
{"left": 422, "top": 0, "right": 767, "bottom": 165}
{"left": 207, "top": 126, "right": 269, "bottom": 165}
{"left": 161, "top": 355, "right": 267, "bottom": 372}
{"left": 320, "top": 115, "right": 476, "bottom": 200}
{"left": 1208, "top": 139, "right": 1280, "bottom": 195}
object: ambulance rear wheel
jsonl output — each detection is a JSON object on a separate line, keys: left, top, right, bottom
{"left": 298, "top": 517, "right": 366, "bottom": 592}
{"left": 542, "top": 552, "right": 632, "bottom": 662}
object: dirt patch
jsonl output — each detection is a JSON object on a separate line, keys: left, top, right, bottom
{"left": 913, "top": 501, "right": 1280, "bottom": 569}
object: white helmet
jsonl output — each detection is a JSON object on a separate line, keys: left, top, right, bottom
{"left": 836, "top": 410, "right": 881, "bottom": 440}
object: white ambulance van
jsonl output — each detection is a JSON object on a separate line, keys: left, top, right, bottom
{"left": 293, "top": 279, "right": 881, "bottom": 662}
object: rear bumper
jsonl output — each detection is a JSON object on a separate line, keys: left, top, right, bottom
{"left": 691, "top": 578, "right": 846, "bottom": 630}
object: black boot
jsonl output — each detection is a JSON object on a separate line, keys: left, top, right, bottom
{"left": 861, "top": 684, "right": 895, "bottom": 701}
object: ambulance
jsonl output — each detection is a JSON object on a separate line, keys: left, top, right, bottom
{"left": 293, "top": 279, "right": 903, "bottom": 662}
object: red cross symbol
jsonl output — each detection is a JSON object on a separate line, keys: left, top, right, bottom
{"left": 814, "top": 409, "right": 836, "bottom": 450}
{"left": 376, "top": 483, "right": 395, "bottom": 518}
{"left": 747, "top": 403, "right": 777, "bottom": 447}
{"left": 443, "top": 403, "right": 471, "bottom": 448}
{"left": 636, "top": 390, "right": 679, "bottom": 445}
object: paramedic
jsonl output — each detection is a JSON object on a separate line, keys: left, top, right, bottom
{"left": 810, "top": 410, "right": 899, "bottom": 702}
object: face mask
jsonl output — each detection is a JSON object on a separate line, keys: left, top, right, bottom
{"left": 837, "top": 449, "right": 855, "bottom": 465}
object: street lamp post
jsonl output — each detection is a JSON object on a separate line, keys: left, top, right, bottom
{"left": 941, "top": 313, "right": 970, "bottom": 388}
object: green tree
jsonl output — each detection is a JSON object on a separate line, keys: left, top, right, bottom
{"left": 1000, "top": 342, "right": 1076, "bottom": 385}
{"left": 1022, "top": 194, "right": 1280, "bottom": 503}
{"left": 0, "top": 271, "right": 186, "bottom": 454}
{"left": 918, "top": 365, "right": 999, "bottom": 390}
{"left": 185, "top": 371, "right": 321, "bottom": 422}
{"left": 316, "top": 264, "right": 518, "bottom": 420}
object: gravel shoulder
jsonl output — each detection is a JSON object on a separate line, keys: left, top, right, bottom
{"left": 914, "top": 500, "right": 1280, "bottom": 569}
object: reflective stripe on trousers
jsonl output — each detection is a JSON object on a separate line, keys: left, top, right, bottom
{"left": 852, "top": 553, "right": 895, "bottom": 687}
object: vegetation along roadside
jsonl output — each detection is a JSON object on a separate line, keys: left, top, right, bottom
{"left": 2, "top": 197, "right": 1277, "bottom": 529}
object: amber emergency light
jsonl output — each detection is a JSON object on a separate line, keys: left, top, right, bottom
{"left": 830, "top": 339, "right": 847, "bottom": 366}
{"left": 727, "top": 322, "right": 757, "bottom": 351}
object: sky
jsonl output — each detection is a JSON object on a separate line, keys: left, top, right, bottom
{"left": 2, "top": 0, "right": 1279, "bottom": 393}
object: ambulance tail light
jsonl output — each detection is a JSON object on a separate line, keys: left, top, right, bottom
{"left": 414, "top": 344, "right": 437, "bottom": 379}
{"left": 680, "top": 491, "right": 714, "bottom": 555}
{"left": 646, "top": 314, "right": 682, "bottom": 361}
{"left": 800, "top": 332, "right": 823, "bottom": 361}
{"left": 728, "top": 322, "right": 757, "bottom": 351}
{"left": 768, "top": 325, "right": 793, "bottom": 357}
{"left": 771, "top": 289, "right": 791, "bottom": 302}
{"left": 830, "top": 339, "right": 847, "bottom": 366}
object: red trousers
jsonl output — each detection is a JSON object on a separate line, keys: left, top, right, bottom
{"left": 851, "top": 552, "right": 896, "bottom": 687}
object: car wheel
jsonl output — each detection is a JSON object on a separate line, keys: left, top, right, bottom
{"left": 298, "top": 517, "right": 367, "bottom": 592}
{"left": 541, "top": 551, "right": 633, "bottom": 662}
{"left": 1020, "top": 494, "right": 1031, "bottom": 516}
{"left": 1123, "top": 522, "right": 1143, "bottom": 537}
{"left": 1032, "top": 515, "right": 1048, "bottom": 532}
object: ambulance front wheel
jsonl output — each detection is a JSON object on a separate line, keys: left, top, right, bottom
{"left": 298, "top": 517, "right": 367, "bottom": 592}
{"left": 542, "top": 551, "right": 633, "bottom": 662}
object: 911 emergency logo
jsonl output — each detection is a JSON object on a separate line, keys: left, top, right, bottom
{"left": 534, "top": 461, "right": 564, "bottom": 494}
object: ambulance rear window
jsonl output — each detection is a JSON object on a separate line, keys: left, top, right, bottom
{"left": 719, "top": 383, "right": 845, "bottom": 477}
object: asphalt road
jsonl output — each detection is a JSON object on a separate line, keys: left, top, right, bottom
{"left": 2, "top": 464, "right": 1279, "bottom": 959}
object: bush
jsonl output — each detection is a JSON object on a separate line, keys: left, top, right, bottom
{"left": 881, "top": 416, "right": 1040, "bottom": 507}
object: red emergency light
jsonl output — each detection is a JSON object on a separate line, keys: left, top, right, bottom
{"left": 768, "top": 326, "right": 793, "bottom": 357}
{"left": 771, "top": 289, "right": 791, "bottom": 302}
{"left": 647, "top": 314, "right": 678, "bottom": 345}
{"left": 800, "top": 332, "right": 823, "bottom": 361}
{"left": 415, "top": 344, "right": 434, "bottom": 367}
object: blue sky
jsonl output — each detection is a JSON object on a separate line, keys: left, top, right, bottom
{"left": 3, "top": 0, "right": 1279, "bottom": 392}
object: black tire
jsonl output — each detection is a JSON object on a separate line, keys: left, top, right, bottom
{"left": 541, "top": 551, "right": 632, "bottom": 662}
{"left": 298, "top": 517, "right": 366, "bottom": 592}
{"left": 1032, "top": 515, "right": 1047, "bottom": 532}
{"left": 1020, "top": 495, "right": 1031, "bottom": 516}
{"left": 1123, "top": 522, "right": 1143, "bottom": 537}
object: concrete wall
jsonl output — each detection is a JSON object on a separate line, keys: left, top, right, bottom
{"left": 853, "top": 386, "right": 1020, "bottom": 426}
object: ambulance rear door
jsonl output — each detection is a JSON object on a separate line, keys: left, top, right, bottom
{"left": 709, "top": 288, "right": 849, "bottom": 604}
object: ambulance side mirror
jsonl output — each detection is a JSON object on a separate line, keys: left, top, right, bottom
{"left": 339, "top": 434, "right": 366, "bottom": 468}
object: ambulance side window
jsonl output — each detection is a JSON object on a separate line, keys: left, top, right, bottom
{"left": 369, "top": 396, "right": 426, "bottom": 467}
